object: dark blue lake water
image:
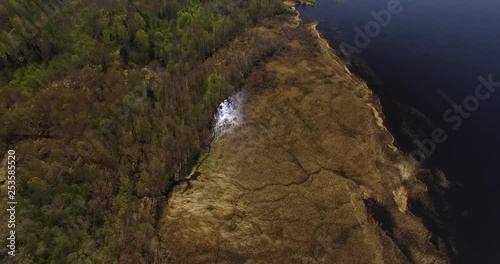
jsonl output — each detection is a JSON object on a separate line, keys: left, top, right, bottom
{"left": 298, "top": 0, "right": 500, "bottom": 262}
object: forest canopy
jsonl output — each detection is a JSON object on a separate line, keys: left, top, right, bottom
{"left": 0, "top": 0, "right": 288, "bottom": 263}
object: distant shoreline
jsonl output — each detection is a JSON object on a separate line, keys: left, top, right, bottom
{"left": 285, "top": 0, "right": 317, "bottom": 6}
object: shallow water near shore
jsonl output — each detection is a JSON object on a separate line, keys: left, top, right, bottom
{"left": 298, "top": 0, "right": 500, "bottom": 261}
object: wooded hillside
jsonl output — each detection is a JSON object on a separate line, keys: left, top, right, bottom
{"left": 0, "top": 0, "right": 288, "bottom": 262}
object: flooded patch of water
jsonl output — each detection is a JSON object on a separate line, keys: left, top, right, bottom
{"left": 214, "top": 90, "right": 247, "bottom": 135}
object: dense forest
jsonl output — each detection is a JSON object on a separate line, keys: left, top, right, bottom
{"left": 0, "top": 0, "right": 288, "bottom": 262}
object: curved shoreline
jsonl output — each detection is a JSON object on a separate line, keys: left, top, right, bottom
{"left": 160, "top": 8, "right": 455, "bottom": 263}
{"left": 296, "top": 5, "right": 463, "bottom": 261}
{"left": 288, "top": 0, "right": 398, "bottom": 152}
{"left": 308, "top": 21, "right": 399, "bottom": 153}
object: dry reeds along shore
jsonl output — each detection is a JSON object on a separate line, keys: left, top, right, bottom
{"left": 159, "top": 8, "right": 454, "bottom": 264}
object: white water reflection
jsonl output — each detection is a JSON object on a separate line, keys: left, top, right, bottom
{"left": 214, "top": 90, "right": 246, "bottom": 135}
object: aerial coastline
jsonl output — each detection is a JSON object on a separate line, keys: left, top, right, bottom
{"left": 160, "top": 3, "right": 455, "bottom": 262}
{"left": 0, "top": 0, "right": 463, "bottom": 262}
